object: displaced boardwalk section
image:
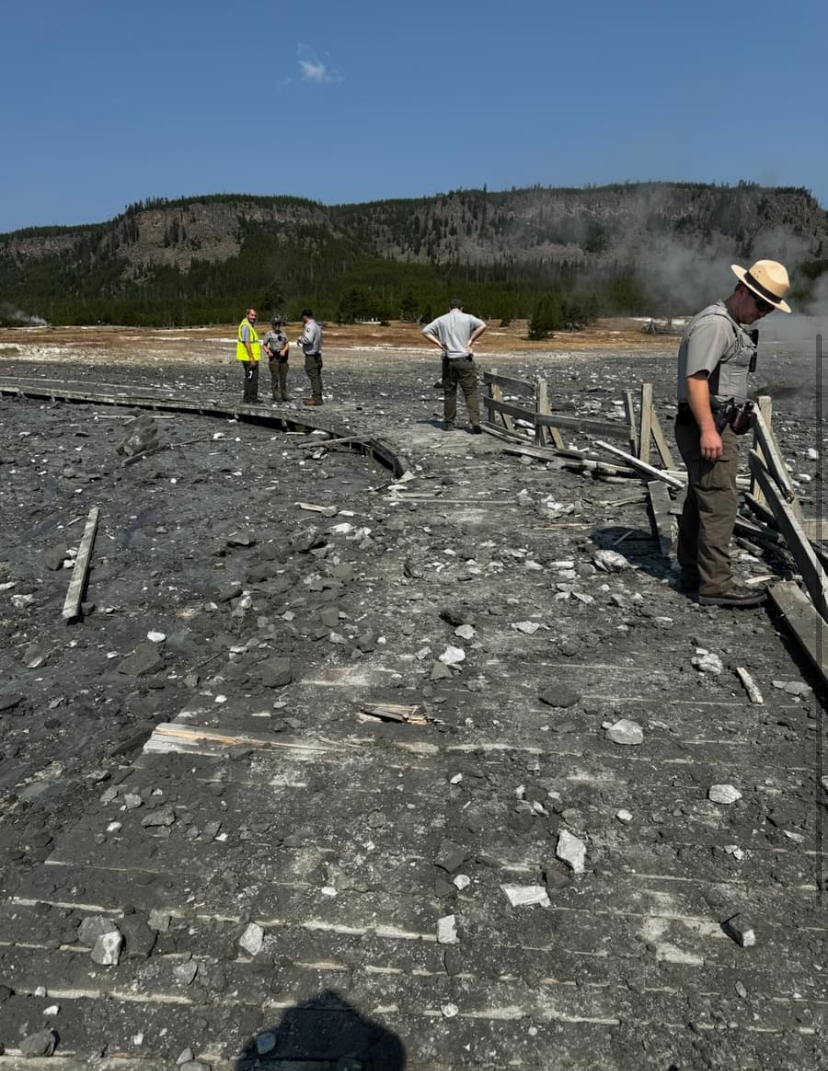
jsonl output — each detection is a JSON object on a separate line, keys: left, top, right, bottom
{"left": 0, "top": 365, "right": 825, "bottom": 1070}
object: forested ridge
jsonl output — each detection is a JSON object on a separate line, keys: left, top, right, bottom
{"left": 1, "top": 182, "right": 826, "bottom": 327}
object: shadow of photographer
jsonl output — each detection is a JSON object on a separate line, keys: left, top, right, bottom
{"left": 235, "top": 988, "right": 406, "bottom": 1070}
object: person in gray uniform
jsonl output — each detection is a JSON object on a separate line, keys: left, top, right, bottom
{"left": 674, "top": 259, "right": 791, "bottom": 607}
{"left": 262, "top": 317, "right": 291, "bottom": 403}
{"left": 297, "top": 309, "right": 324, "bottom": 406}
{"left": 422, "top": 299, "right": 488, "bottom": 433}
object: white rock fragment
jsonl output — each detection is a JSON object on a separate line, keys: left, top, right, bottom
{"left": 449, "top": 773, "right": 463, "bottom": 784}
{"left": 146, "top": 631, "right": 166, "bottom": 643}
{"left": 439, "top": 645, "right": 465, "bottom": 666}
{"left": 556, "top": 829, "right": 586, "bottom": 874}
{"left": 441, "top": 1003, "right": 459, "bottom": 1018}
{"left": 43, "top": 1005, "right": 60, "bottom": 1016}
{"left": 91, "top": 929, "right": 124, "bottom": 966}
{"left": 605, "top": 719, "right": 644, "bottom": 746}
{"left": 616, "top": 809, "right": 633, "bottom": 824}
{"left": 239, "top": 922, "right": 265, "bottom": 956}
{"left": 453, "top": 874, "right": 471, "bottom": 891}
{"left": 511, "top": 620, "right": 542, "bottom": 635}
{"left": 501, "top": 884, "right": 550, "bottom": 908}
{"left": 593, "top": 549, "right": 630, "bottom": 572}
{"left": 692, "top": 649, "right": 724, "bottom": 675}
{"left": 709, "top": 784, "right": 743, "bottom": 805}
{"left": 437, "top": 914, "right": 458, "bottom": 945}
{"left": 454, "top": 624, "right": 476, "bottom": 641}
{"left": 724, "top": 844, "right": 745, "bottom": 861}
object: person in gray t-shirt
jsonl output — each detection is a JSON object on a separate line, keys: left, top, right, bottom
{"left": 422, "top": 299, "right": 487, "bottom": 433}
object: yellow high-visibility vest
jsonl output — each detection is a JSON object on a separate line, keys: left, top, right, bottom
{"left": 236, "top": 318, "right": 261, "bottom": 361}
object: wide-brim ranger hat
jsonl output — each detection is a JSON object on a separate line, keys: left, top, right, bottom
{"left": 731, "top": 259, "right": 792, "bottom": 313}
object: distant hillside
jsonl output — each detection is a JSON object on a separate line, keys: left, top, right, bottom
{"left": 1, "top": 182, "right": 826, "bottom": 326}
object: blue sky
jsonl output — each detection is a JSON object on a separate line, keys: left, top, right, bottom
{"left": 1, "top": 0, "right": 825, "bottom": 232}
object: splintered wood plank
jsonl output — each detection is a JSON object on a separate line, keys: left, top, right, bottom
{"left": 650, "top": 407, "right": 676, "bottom": 469}
{"left": 647, "top": 479, "right": 675, "bottom": 559}
{"left": 487, "top": 398, "right": 632, "bottom": 439}
{"left": 750, "top": 455, "right": 828, "bottom": 619}
{"left": 143, "top": 722, "right": 335, "bottom": 757}
{"left": 594, "top": 440, "right": 685, "bottom": 488}
{"left": 535, "top": 378, "right": 565, "bottom": 449}
{"left": 481, "top": 370, "right": 534, "bottom": 392}
{"left": 753, "top": 404, "right": 802, "bottom": 516}
{"left": 486, "top": 366, "right": 516, "bottom": 434}
{"left": 623, "top": 390, "right": 638, "bottom": 456}
{"left": 638, "top": 383, "right": 653, "bottom": 463}
{"left": 751, "top": 394, "right": 772, "bottom": 506}
{"left": 768, "top": 581, "right": 828, "bottom": 685}
{"left": 62, "top": 506, "right": 99, "bottom": 621}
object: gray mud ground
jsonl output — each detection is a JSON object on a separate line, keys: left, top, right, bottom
{"left": 0, "top": 330, "right": 826, "bottom": 1070}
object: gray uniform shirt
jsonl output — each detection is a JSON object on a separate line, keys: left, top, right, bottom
{"left": 676, "top": 301, "right": 757, "bottom": 407}
{"left": 297, "top": 319, "right": 323, "bottom": 355}
{"left": 263, "top": 330, "right": 288, "bottom": 359}
{"left": 422, "top": 310, "right": 485, "bottom": 359}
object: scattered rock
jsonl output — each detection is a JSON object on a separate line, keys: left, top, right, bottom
{"left": 435, "top": 839, "right": 470, "bottom": 874}
{"left": 78, "top": 916, "right": 119, "bottom": 946}
{"left": 142, "top": 805, "right": 177, "bottom": 828}
{"left": 437, "top": 915, "right": 458, "bottom": 945}
{"left": 91, "top": 928, "right": 124, "bottom": 965}
{"left": 19, "top": 1029, "right": 56, "bottom": 1058}
{"left": 255, "top": 1032, "right": 277, "bottom": 1056}
{"left": 722, "top": 913, "right": 756, "bottom": 947}
{"left": 174, "top": 959, "right": 199, "bottom": 985}
{"left": 501, "top": 884, "right": 550, "bottom": 908}
{"left": 708, "top": 784, "right": 743, "bottom": 805}
{"left": 616, "top": 809, "right": 633, "bottom": 824}
{"left": 258, "top": 657, "right": 294, "bottom": 688}
{"left": 239, "top": 922, "right": 265, "bottom": 957}
{"left": 556, "top": 829, "right": 586, "bottom": 874}
{"left": 692, "top": 649, "right": 724, "bottom": 675}
{"left": 44, "top": 544, "right": 68, "bottom": 571}
{"left": 117, "top": 642, "right": 165, "bottom": 677}
{"left": 605, "top": 719, "right": 644, "bottom": 746}
{"left": 539, "top": 685, "right": 581, "bottom": 709}
{"left": 592, "top": 548, "right": 631, "bottom": 572}
{"left": 439, "top": 645, "right": 465, "bottom": 666}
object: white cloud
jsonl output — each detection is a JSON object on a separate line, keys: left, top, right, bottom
{"left": 297, "top": 44, "right": 342, "bottom": 84}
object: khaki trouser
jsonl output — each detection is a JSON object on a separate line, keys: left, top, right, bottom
{"left": 444, "top": 356, "right": 480, "bottom": 426}
{"left": 675, "top": 417, "right": 739, "bottom": 595}
{"left": 241, "top": 360, "right": 259, "bottom": 403}
{"left": 304, "top": 353, "right": 323, "bottom": 401}
{"left": 269, "top": 358, "right": 289, "bottom": 400}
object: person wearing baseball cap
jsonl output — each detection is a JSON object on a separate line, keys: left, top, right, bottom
{"left": 674, "top": 259, "right": 791, "bottom": 607}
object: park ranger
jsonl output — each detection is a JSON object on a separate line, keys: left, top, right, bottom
{"left": 674, "top": 259, "right": 791, "bottom": 607}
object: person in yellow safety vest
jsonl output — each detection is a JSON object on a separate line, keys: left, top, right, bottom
{"left": 236, "top": 308, "right": 261, "bottom": 404}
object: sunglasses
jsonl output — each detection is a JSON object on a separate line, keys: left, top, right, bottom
{"left": 751, "top": 292, "right": 775, "bottom": 315}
